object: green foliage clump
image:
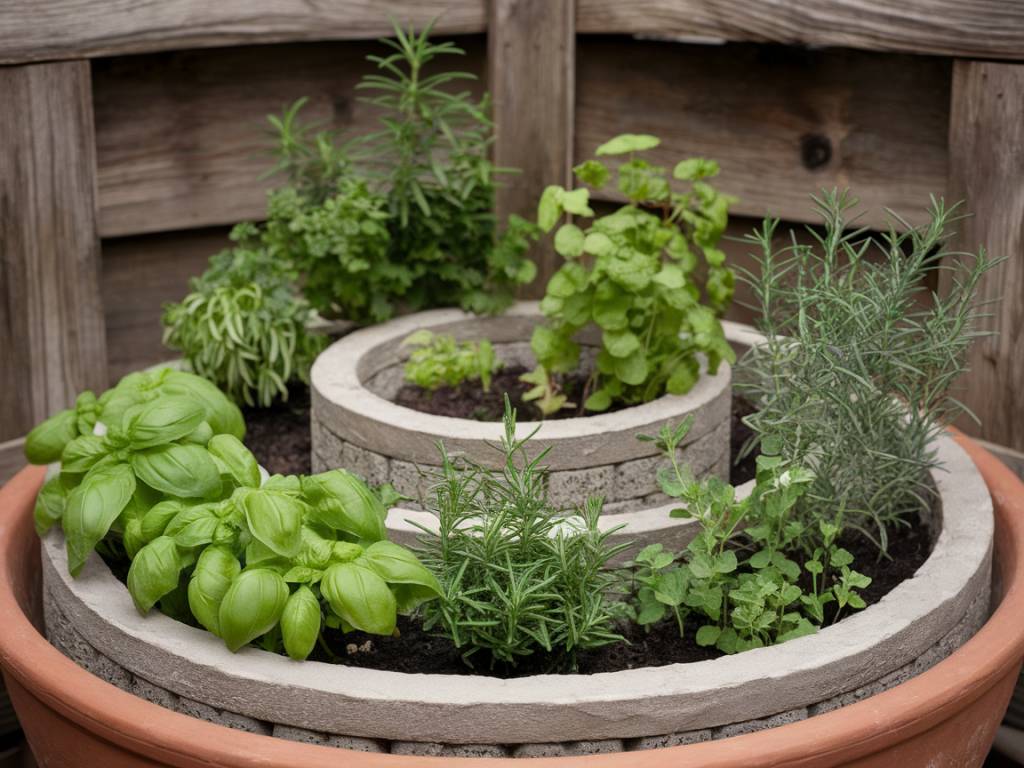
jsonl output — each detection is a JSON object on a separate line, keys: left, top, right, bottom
{"left": 625, "top": 419, "right": 871, "bottom": 654}
{"left": 526, "top": 133, "right": 736, "bottom": 416}
{"left": 28, "top": 370, "right": 440, "bottom": 659}
{"left": 162, "top": 225, "right": 326, "bottom": 408}
{"left": 416, "top": 399, "right": 627, "bottom": 670}
{"left": 402, "top": 330, "right": 501, "bottom": 392}
{"left": 261, "top": 22, "right": 537, "bottom": 324}
{"left": 737, "top": 190, "right": 996, "bottom": 551}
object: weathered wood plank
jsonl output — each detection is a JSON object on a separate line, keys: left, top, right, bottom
{"left": 944, "top": 60, "right": 1024, "bottom": 452}
{"left": 488, "top": 0, "right": 575, "bottom": 297}
{"left": 0, "top": 61, "right": 108, "bottom": 442}
{"left": 576, "top": 0, "right": 1024, "bottom": 61}
{"left": 93, "top": 39, "right": 486, "bottom": 237}
{"left": 0, "top": 1, "right": 486, "bottom": 65}
{"left": 0, "top": 438, "right": 27, "bottom": 486}
{"left": 576, "top": 39, "right": 951, "bottom": 230}
{"left": 102, "top": 228, "right": 230, "bottom": 382}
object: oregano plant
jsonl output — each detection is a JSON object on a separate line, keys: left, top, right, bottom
{"left": 525, "top": 134, "right": 736, "bottom": 415}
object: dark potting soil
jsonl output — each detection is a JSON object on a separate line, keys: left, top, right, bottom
{"left": 729, "top": 396, "right": 757, "bottom": 486}
{"left": 307, "top": 513, "right": 931, "bottom": 678}
{"left": 393, "top": 365, "right": 628, "bottom": 422}
{"left": 240, "top": 386, "right": 312, "bottom": 476}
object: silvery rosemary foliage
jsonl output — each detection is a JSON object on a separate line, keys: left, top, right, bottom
{"left": 736, "top": 190, "right": 996, "bottom": 551}
{"left": 162, "top": 226, "right": 326, "bottom": 408}
{"left": 416, "top": 399, "right": 627, "bottom": 670}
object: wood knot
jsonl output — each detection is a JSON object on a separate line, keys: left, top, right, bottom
{"left": 800, "top": 134, "right": 832, "bottom": 170}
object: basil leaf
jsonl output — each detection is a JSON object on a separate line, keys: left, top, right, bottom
{"left": 321, "top": 562, "right": 396, "bottom": 635}
{"left": 140, "top": 499, "right": 187, "bottom": 542}
{"left": 64, "top": 463, "right": 136, "bottom": 576}
{"left": 127, "top": 396, "right": 205, "bottom": 450}
{"left": 301, "top": 470, "right": 386, "bottom": 542}
{"left": 218, "top": 568, "right": 289, "bottom": 652}
{"left": 207, "top": 434, "right": 261, "bottom": 489}
{"left": 127, "top": 536, "right": 182, "bottom": 614}
{"left": 25, "top": 409, "right": 78, "bottom": 464}
{"left": 173, "top": 514, "right": 220, "bottom": 549}
{"left": 188, "top": 545, "right": 241, "bottom": 636}
{"left": 123, "top": 518, "right": 146, "bottom": 559}
{"left": 33, "top": 476, "right": 68, "bottom": 536}
{"left": 359, "top": 541, "right": 441, "bottom": 594}
{"left": 280, "top": 586, "right": 321, "bottom": 660}
{"left": 60, "top": 435, "right": 110, "bottom": 475}
{"left": 162, "top": 371, "right": 245, "bottom": 440}
{"left": 240, "top": 489, "right": 304, "bottom": 557}
{"left": 182, "top": 421, "right": 214, "bottom": 446}
{"left": 132, "top": 443, "right": 221, "bottom": 499}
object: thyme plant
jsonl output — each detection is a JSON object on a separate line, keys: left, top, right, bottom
{"left": 262, "top": 21, "right": 537, "bottom": 323}
{"left": 416, "top": 399, "right": 627, "bottom": 670}
{"left": 737, "top": 191, "right": 996, "bottom": 551}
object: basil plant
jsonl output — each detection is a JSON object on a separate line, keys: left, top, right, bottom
{"left": 27, "top": 369, "right": 440, "bottom": 660}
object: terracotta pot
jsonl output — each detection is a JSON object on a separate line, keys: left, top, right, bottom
{"left": 1, "top": 432, "right": 1023, "bottom": 767}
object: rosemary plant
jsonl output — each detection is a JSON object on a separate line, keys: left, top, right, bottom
{"left": 416, "top": 398, "right": 627, "bottom": 670}
{"left": 736, "top": 190, "right": 996, "bottom": 552}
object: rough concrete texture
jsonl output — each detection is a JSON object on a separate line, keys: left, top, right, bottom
{"left": 311, "top": 302, "right": 732, "bottom": 472}
{"left": 627, "top": 729, "right": 713, "bottom": 751}
{"left": 177, "top": 697, "right": 271, "bottom": 736}
{"left": 40, "top": 406, "right": 992, "bottom": 750}
{"left": 273, "top": 725, "right": 386, "bottom": 753}
{"left": 713, "top": 707, "right": 808, "bottom": 739}
{"left": 546, "top": 465, "right": 616, "bottom": 509}
{"left": 391, "top": 742, "right": 511, "bottom": 757}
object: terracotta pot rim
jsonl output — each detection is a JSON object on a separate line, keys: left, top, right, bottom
{"left": 1, "top": 431, "right": 1022, "bottom": 766}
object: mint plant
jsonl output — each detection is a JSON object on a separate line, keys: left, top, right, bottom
{"left": 162, "top": 225, "right": 326, "bottom": 408}
{"left": 625, "top": 418, "right": 871, "bottom": 654}
{"left": 260, "top": 21, "right": 537, "bottom": 324}
{"left": 402, "top": 330, "right": 501, "bottom": 392}
{"left": 525, "top": 134, "right": 736, "bottom": 415}
{"left": 737, "top": 190, "right": 996, "bottom": 552}
{"left": 28, "top": 371, "right": 440, "bottom": 659}
{"left": 416, "top": 398, "right": 627, "bottom": 670}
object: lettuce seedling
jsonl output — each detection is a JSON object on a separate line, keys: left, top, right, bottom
{"left": 401, "top": 330, "right": 501, "bottom": 393}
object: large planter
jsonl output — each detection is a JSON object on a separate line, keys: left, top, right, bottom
{"left": 0, "top": 434, "right": 1021, "bottom": 765}
{"left": 33, "top": 427, "right": 992, "bottom": 757}
{"left": 310, "top": 302, "right": 733, "bottom": 515}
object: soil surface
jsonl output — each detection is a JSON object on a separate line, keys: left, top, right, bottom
{"left": 241, "top": 386, "right": 312, "bottom": 476}
{"left": 394, "top": 365, "right": 626, "bottom": 422}
{"left": 307, "top": 513, "right": 930, "bottom": 677}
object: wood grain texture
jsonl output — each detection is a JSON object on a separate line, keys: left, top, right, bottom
{"left": 0, "top": 61, "right": 108, "bottom": 441}
{"left": 944, "top": 60, "right": 1024, "bottom": 452}
{"left": 102, "top": 228, "right": 230, "bottom": 382}
{"left": 0, "top": 438, "right": 27, "bottom": 486}
{"left": 488, "top": 0, "right": 575, "bottom": 297}
{"left": 93, "top": 39, "right": 486, "bottom": 237}
{"left": 576, "top": 39, "right": 951, "bottom": 230}
{"left": 0, "top": 1, "right": 486, "bottom": 65}
{"left": 576, "top": 0, "right": 1024, "bottom": 61}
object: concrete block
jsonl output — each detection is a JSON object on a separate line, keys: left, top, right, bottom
{"left": 547, "top": 466, "right": 615, "bottom": 510}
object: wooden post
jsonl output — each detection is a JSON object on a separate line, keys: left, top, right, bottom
{"left": 945, "top": 60, "right": 1024, "bottom": 452}
{"left": 488, "top": 0, "right": 575, "bottom": 297}
{"left": 0, "top": 60, "right": 108, "bottom": 449}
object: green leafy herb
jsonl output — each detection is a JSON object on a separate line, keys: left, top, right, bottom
{"left": 526, "top": 134, "right": 735, "bottom": 415}
{"left": 402, "top": 330, "right": 502, "bottom": 392}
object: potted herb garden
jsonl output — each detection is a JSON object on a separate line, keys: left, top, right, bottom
{"left": 1, "top": 22, "right": 1022, "bottom": 768}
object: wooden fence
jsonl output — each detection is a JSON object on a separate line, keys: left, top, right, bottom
{"left": 1, "top": 0, "right": 1023, "bottom": 482}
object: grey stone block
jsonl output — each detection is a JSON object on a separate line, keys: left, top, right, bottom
{"left": 131, "top": 676, "right": 179, "bottom": 710}
{"left": 566, "top": 739, "right": 624, "bottom": 755}
{"left": 713, "top": 707, "right": 808, "bottom": 739}
{"left": 177, "top": 698, "right": 271, "bottom": 735}
{"left": 808, "top": 663, "right": 915, "bottom": 716}
{"left": 547, "top": 465, "right": 615, "bottom": 510}
{"left": 342, "top": 442, "right": 390, "bottom": 486}
{"left": 390, "top": 742, "right": 509, "bottom": 757}
{"left": 627, "top": 729, "right": 713, "bottom": 751}
{"left": 389, "top": 459, "right": 434, "bottom": 504}
{"left": 311, "top": 422, "right": 344, "bottom": 466}
{"left": 512, "top": 743, "right": 571, "bottom": 758}
{"left": 272, "top": 725, "right": 385, "bottom": 752}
